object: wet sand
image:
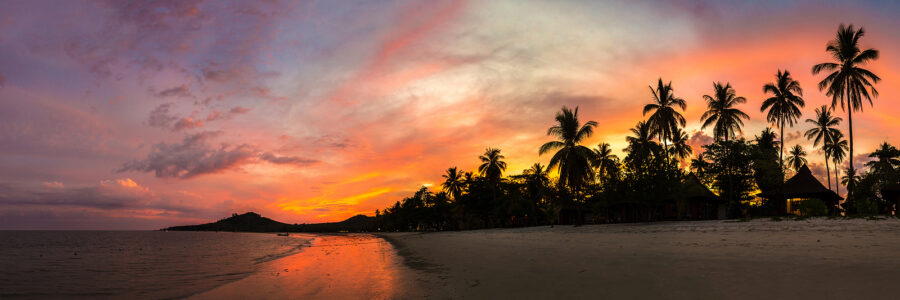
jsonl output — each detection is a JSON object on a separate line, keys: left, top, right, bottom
{"left": 189, "top": 234, "right": 422, "bottom": 299}
{"left": 381, "top": 218, "right": 900, "bottom": 299}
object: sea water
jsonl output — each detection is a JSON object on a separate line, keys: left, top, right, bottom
{"left": 0, "top": 231, "right": 312, "bottom": 299}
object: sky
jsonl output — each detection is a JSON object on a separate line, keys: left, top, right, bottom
{"left": 1, "top": 0, "right": 899, "bottom": 229}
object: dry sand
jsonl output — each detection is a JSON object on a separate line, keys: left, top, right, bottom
{"left": 381, "top": 218, "right": 900, "bottom": 299}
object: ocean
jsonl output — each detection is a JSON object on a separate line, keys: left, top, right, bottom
{"left": 0, "top": 231, "right": 313, "bottom": 299}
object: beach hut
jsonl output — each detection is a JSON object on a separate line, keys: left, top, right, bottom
{"left": 881, "top": 183, "right": 900, "bottom": 215}
{"left": 758, "top": 164, "right": 842, "bottom": 215}
{"left": 675, "top": 174, "right": 725, "bottom": 220}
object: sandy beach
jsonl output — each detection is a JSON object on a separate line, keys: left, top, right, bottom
{"left": 381, "top": 218, "right": 900, "bottom": 299}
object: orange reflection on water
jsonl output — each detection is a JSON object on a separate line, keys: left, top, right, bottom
{"left": 191, "top": 234, "right": 401, "bottom": 299}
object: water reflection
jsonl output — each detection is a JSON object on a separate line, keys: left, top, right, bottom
{"left": 191, "top": 234, "right": 400, "bottom": 299}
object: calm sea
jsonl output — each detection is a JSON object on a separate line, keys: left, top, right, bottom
{"left": 0, "top": 231, "right": 312, "bottom": 299}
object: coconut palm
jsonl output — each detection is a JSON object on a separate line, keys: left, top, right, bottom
{"left": 761, "top": 69, "right": 805, "bottom": 165}
{"left": 525, "top": 163, "right": 550, "bottom": 183}
{"left": 539, "top": 106, "right": 598, "bottom": 191}
{"left": 690, "top": 153, "right": 710, "bottom": 176}
{"left": 826, "top": 133, "right": 848, "bottom": 194}
{"left": 754, "top": 127, "right": 780, "bottom": 151}
{"left": 593, "top": 143, "right": 618, "bottom": 184}
{"left": 668, "top": 128, "right": 693, "bottom": 162}
{"left": 804, "top": 105, "right": 842, "bottom": 189}
{"left": 812, "top": 24, "right": 881, "bottom": 180}
{"left": 478, "top": 148, "right": 507, "bottom": 181}
{"left": 700, "top": 82, "right": 749, "bottom": 141}
{"left": 841, "top": 166, "right": 860, "bottom": 191}
{"left": 644, "top": 78, "right": 687, "bottom": 164}
{"left": 625, "top": 121, "right": 657, "bottom": 156}
{"left": 864, "top": 142, "right": 900, "bottom": 176}
{"left": 441, "top": 167, "right": 465, "bottom": 200}
{"left": 786, "top": 144, "right": 807, "bottom": 172}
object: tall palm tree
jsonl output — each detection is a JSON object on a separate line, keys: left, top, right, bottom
{"left": 593, "top": 143, "right": 618, "bottom": 184}
{"left": 786, "top": 144, "right": 807, "bottom": 172}
{"left": 812, "top": 24, "right": 880, "bottom": 183}
{"left": 668, "top": 128, "right": 693, "bottom": 163}
{"left": 804, "top": 105, "right": 842, "bottom": 190}
{"left": 864, "top": 142, "right": 900, "bottom": 176}
{"left": 441, "top": 167, "right": 465, "bottom": 200}
{"left": 701, "top": 82, "right": 749, "bottom": 141}
{"left": 478, "top": 148, "right": 507, "bottom": 181}
{"left": 539, "top": 106, "right": 598, "bottom": 191}
{"left": 826, "top": 133, "right": 848, "bottom": 195}
{"left": 761, "top": 69, "right": 805, "bottom": 165}
{"left": 644, "top": 78, "right": 687, "bottom": 164}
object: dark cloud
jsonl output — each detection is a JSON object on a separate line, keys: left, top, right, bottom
{"left": 0, "top": 181, "right": 197, "bottom": 214}
{"left": 259, "top": 152, "right": 318, "bottom": 166}
{"left": 119, "top": 132, "right": 317, "bottom": 179}
{"left": 172, "top": 118, "right": 203, "bottom": 131}
{"left": 148, "top": 103, "right": 178, "bottom": 128}
{"left": 229, "top": 106, "right": 251, "bottom": 114}
{"left": 152, "top": 85, "right": 193, "bottom": 98}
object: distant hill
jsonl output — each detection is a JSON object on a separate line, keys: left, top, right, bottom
{"left": 162, "top": 212, "right": 374, "bottom": 233}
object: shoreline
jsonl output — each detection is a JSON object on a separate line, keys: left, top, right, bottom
{"left": 380, "top": 218, "right": 900, "bottom": 299}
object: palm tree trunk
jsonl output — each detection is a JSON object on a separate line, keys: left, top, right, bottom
{"left": 834, "top": 160, "right": 840, "bottom": 196}
{"left": 825, "top": 153, "right": 831, "bottom": 190}
{"left": 780, "top": 122, "right": 785, "bottom": 169}
{"left": 847, "top": 93, "right": 854, "bottom": 202}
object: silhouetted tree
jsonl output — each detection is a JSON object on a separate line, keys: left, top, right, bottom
{"left": 812, "top": 23, "right": 880, "bottom": 198}
{"left": 761, "top": 69, "right": 805, "bottom": 166}
{"left": 644, "top": 78, "right": 687, "bottom": 164}
{"left": 805, "top": 105, "right": 842, "bottom": 190}
{"left": 539, "top": 106, "right": 598, "bottom": 192}
{"left": 786, "top": 145, "right": 807, "bottom": 172}
{"left": 701, "top": 82, "right": 749, "bottom": 142}
{"left": 478, "top": 148, "right": 507, "bottom": 181}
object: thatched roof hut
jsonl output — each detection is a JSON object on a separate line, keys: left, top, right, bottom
{"left": 758, "top": 164, "right": 842, "bottom": 215}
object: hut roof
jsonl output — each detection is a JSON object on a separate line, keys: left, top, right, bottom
{"left": 759, "top": 164, "right": 842, "bottom": 202}
{"left": 681, "top": 174, "right": 721, "bottom": 202}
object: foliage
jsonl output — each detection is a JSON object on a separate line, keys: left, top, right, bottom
{"left": 797, "top": 198, "right": 828, "bottom": 217}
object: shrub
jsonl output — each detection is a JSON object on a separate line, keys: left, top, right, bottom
{"left": 797, "top": 198, "right": 828, "bottom": 217}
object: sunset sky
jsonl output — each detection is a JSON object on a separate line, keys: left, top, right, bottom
{"left": 2, "top": 0, "right": 899, "bottom": 229}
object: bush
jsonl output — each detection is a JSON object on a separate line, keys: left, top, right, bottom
{"left": 855, "top": 196, "right": 880, "bottom": 216}
{"left": 797, "top": 199, "right": 828, "bottom": 217}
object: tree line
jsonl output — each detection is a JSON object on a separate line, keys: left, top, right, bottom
{"left": 374, "top": 24, "right": 897, "bottom": 231}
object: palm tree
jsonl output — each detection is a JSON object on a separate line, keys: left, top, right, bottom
{"left": 525, "top": 163, "right": 550, "bottom": 183}
{"left": 754, "top": 127, "right": 780, "bottom": 151}
{"left": 478, "top": 148, "right": 507, "bottom": 181}
{"left": 825, "top": 133, "right": 848, "bottom": 194}
{"left": 812, "top": 24, "right": 880, "bottom": 183}
{"left": 761, "top": 69, "right": 805, "bottom": 165}
{"left": 841, "top": 166, "right": 860, "bottom": 192}
{"left": 668, "top": 128, "right": 693, "bottom": 163}
{"left": 690, "top": 153, "right": 710, "bottom": 175}
{"left": 593, "top": 143, "right": 618, "bottom": 184}
{"left": 701, "top": 82, "right": 749, "bottom": 141}
{"left": 865, "top": 142, "right": 900, "bottom": 176}
{"left": 786, "top": 144, "right": 807, "bottom": 172}
{"left": 804, "top": 105, "right": 842, "bottom": 190}
{"left": 441, "top": 167, "right": 465, "bottom": 200}
{"left": 644, "top": 78, "right": 687, "bottom": 164}
{"left": 539, "top": 106, "right": 598, "bottom": 191}
{"left": 625, "top": 121, "right": 657, "bottom": 153}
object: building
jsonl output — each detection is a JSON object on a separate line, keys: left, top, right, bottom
{"left": 758, "top": 165, "right": 842, "bottom": 215}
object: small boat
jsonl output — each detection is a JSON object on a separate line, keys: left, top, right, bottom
{"left": 277, "top": 233, "right": 290, "bottom": 236}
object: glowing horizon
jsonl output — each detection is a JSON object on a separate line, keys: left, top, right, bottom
{"left": 2, "top": 0, "right": 900, "bottom": 229}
